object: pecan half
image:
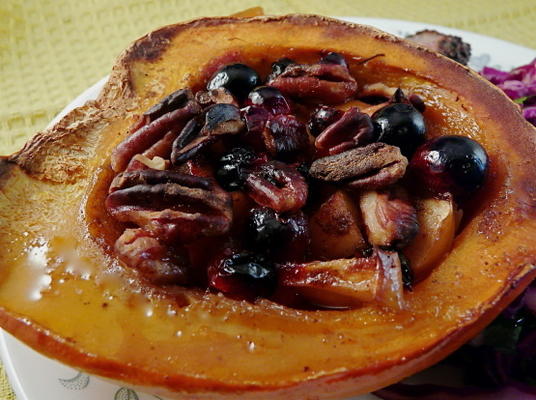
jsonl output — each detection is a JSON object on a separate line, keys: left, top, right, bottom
{"left": 245, "top": 161, "right": 308, "bottom": 213}
{"left": 268, "top": 62, "right": 358, "bottom": 104}
{"left": 171, "top": 103, "right": 245, "bottom": 165}
{"left": 359, "top": 189, "right": 419, "bottom": 248}
{"left": 124, "top": 129, "right": 178, "bottom": 172}
{"left": 115, "top": 228, "right": 190, "bottom": 285}
{"left": 144, "top": 89, "right": 195, "bottom": 122}
{"left": 106, "top": 169, "right": 232, "bottom": 243}
{"left": 315, "top": 107, "right": 376, "bottom": 155}
{"left": 128, "top": 154, "right": 168, "bottom": 171}
{"left": 126, "top": 89, "right": 195, "bottom": 134}
{"left": 309, "top": 142, "right": 408, "bottom": 190}
{"left": 169, "top": 117, "right": 203, "bottom": 164}
{"left": 111, "top": 92, "right": 201, "bottom": 172}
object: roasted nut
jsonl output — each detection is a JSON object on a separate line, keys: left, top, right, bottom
{"left": 114, "top": 228, "right": 190, "bottom": 285}
{"left": 128, "top": 154, "right": 168, "bottom": 171}
{"left": 106, "top": 169, "right": 232, "bottom": 243}
{"left": 171, "top": 103, "right": 245, "bottom": 164}
{"left": 124, "top": 129, "right": 179, "bottom": 172}
{"left": 144, "top": 89, "right": 195, "bottom": 122}
{"left": 169, "top": 117, "right": 204, "bottom": 164}
{"left": 268, "top": 62, "right": 358, "bottom": 104}
{"left": 125, "top": 89, "right": 196, "bottom": 138}
{"left": 359, "top": 189, "right": 419, "bottom": 248}
{"left": 245, "top": 161, "right": 308, "bottom": 213}
{"left": 315, "top": 107, "right": 376, "bottom": 155}
{"left": 309, "top": 142, "right": 408, "bottom": 189}
{"left": 109, "top": 168, "right": 212, "bottom": 192}
{"left": 111, "top": 97, "right": 201, "bottom": 172}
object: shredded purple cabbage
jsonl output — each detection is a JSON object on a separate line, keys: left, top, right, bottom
{"left": 524, "top": 106, "right": 536, "bottom": 126}
{"left": 375, "top": 382, "right": 536, "bottom": 400}
{"left": 526, "top": 284, "right": 536, "bottom": 315}
{"left": 375, "top": 281, "right": 536, "bottom": 399}
{"left": 481, "top": 59, "right": 536, "bottom": 126}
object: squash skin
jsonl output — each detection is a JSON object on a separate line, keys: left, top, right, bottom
{"left": 0, "top": 14, "right": 535, "bottom": 400}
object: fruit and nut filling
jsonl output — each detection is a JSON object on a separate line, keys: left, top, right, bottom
{"left": 105, "top": 52, "right": 489, "bottom": 309}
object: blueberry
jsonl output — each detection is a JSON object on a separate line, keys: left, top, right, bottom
{"left": 268, "top": 57, "right": 296, "bottom": 80}
{"left": 307, "top": 105, "right": 343, "bottom": 137}
{"left": 209, "top": 252, "right": 276, "bottom": 298}
{"left": 248, "top": 207, "right": 287, "bottom": 249}
{"left": 296, "top": 163, "right": 311, "bottom": 182}
{"left": 221, "top": 253, "right": 274, "bottom": 280}
{"left": 215, "top": 147, "right": 255, "bottom": 191}
{"left": 372, "top": 103, "right": 426, "bottom": 157}
{"left": 410, "top": 135, "right": 489, "bottom": 198}
{"left": 246, "top": 86, "right": 290, "bottom": 115}
{"left": 320, "top": 52, "right": 348, "bottom": 68}
{"left": 265, "top": 114, "right": 308, "bottom": 160}
{"left": 207, "top": 64, "right": 260, "bottom": 100}
{"left": 248, "top": 208, "right": 309, "bottom": 261}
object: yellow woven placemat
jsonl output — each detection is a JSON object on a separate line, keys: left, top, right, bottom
{"left": 1, "top": 0, "right": 535, "bottom": 156}
{"left": 0, "top": 0, "right": 535, "bottom": 398}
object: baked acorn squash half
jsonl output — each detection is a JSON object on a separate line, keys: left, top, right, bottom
{"left": 1, "top": 14, "right": 535, "bottom": 400}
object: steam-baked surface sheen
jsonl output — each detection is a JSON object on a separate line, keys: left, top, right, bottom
{"left": 0, "top": 15, "right": 535, "bottom": 400}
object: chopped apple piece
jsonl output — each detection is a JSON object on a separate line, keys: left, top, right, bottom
{"left": 309, "top": 190, "right": 367, "bottom": 259}
{"left": 359, "top": 190, "right": 419, "bottom": 248}
{"left": 279, "top": 249, "right": 405, "bottom": 309}
{"left": 403, "top": 198, "right": 456, "bottom": 280}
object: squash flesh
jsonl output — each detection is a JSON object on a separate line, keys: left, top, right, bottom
{"left": 0, "top": 15, "right": 534, "bottom": 399}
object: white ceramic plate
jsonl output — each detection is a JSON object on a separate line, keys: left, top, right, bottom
{"left": 1, "top": 17, "right": 534, "bottom": 400}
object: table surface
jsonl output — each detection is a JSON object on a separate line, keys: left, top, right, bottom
{"left": 0, "top": 0, "right": 535, "bottom": 398}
